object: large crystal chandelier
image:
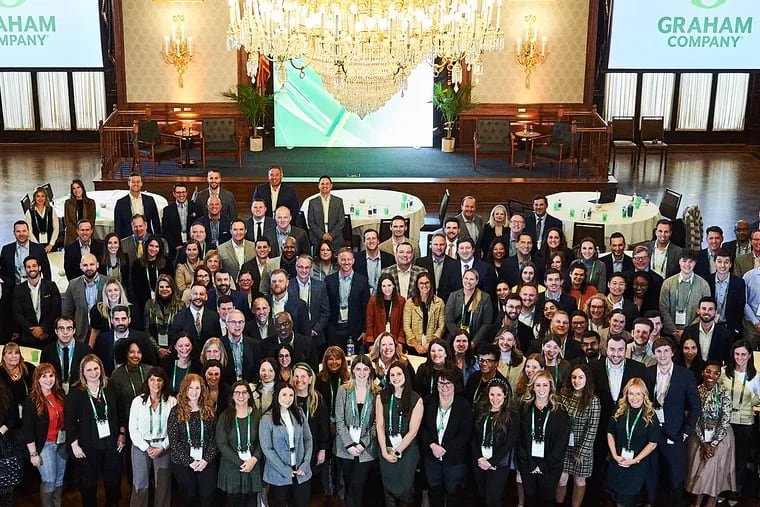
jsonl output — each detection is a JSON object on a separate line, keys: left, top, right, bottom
{"left": 227, "top": 0, "right": 504, "bottom": 114}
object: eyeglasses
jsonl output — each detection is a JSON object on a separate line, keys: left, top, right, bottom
{"left": 56, "top": 326, "right": 74, "bottom": 332}
{"left": 233, "top": 391, "right": 249, "bottom": 396}
{"left": 227, "top": 320, "right": 245, "bottom": 326}
{"left": 632, "top": 256, "right": 649, "bottom": 261}
{"left": 437, "top": 380, "right": 453, "bottom": 387}
{"left": 478, "top": 357, "right": 496, "bottom": 364}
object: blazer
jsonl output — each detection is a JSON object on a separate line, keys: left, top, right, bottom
{"left": 645, "top": 363, "right": 701, "bottom": 441}
{"left": 720, "top": 240, "right": 745, "bottom": 266}
{"left": 261, "top": 333, "right": 318, "bottom": 372}
{"left": 535, "top": 292, "right": 578, "bottom": 316}
{"left": 455, "top": 213, "right": 485, "bottom": 250}
{"left": 129, "top": 259, "right": 174, "bottom": 328}
{"left": 502, "top": 255, "right": 544, "bottom": 288}
{"left": 647, "top": 241, "right": 683, "bottom": 279}
{"left": 288, "top": 278, "right": 330, "bottom": 348}
{"left": 63, "top": 239, "right": 105, "bottom": 281}
{"left": 707, "top": 274, "right": 745, "bottom": 337}
{"left": 22, "top": 395, "right": 64, "bottom": 455}
{"left": 0, "top": 241, "right": 52, "bottom": 286}
{"left": 194, "top": 188, "right": 238, "bottom": 219}
{"left": 334, "top": 386, "right": 378, "bottom": 462}
{"left": 445, "top": 258, "right": 496, "bottom": 296}
{"left": 63, "top": 197, "right": 96, "bottom": 245}
{"left": 65, "top": 384, "right": 125, "bottom": 452}
{"left": 266, "top": 293, "right": 311, "bottom": 337}
{"left": 217, "top": 239, "right": 256, "bottom": 281}
{"left": 259, "top": 412, "right": 313, "bottom": 486}
{"left": 62, "top": 273, "right": 108, "bottom": 343}
{"left": 354, "top": 250, "right": 395, "bottom": 292}
{"left": 266, "top": 226, "right": 310, "bottom": 258}
{"left": 600, "top": 252, "right": 635, "bottom": 284}
{"left": 516, "top": 404, "right": 570, "bottom": 475}
{"left": 169, "top": 307, "right": 222, "bottom": 360}
{"left": 419, "top": 395, "right": 474, "bottom": 465}
{"left": 220, "top": 334, "right": 263, "bottom": 382}
{"left": 161, "top": 200, "right": 204, "bottom": 253}
{"left": 524, "top": 212, "right": 563, "bottom": 248}
{"left": 252, "top": 183, "right": 301, "bottom": 219}
{"left": 244, "top": 216, "right": 277, "bottom": 245}
{"left": 366, "top": 294, "right": 406, "bottom": 344}
{"left": 733, "top": 252, "right": 759, "bottom": 279}
{"left": 444, "top": 289, "right": 493, "bottom": 345}
{"left": 307, "top": 194, "right": 346, "bottom": 253}
{"left": 12, "top": 279, "right": 61, "bottom": 348}
{"left": 694, "top": 248, "right": 718, "bottom": 280}
{"left": 113, "top": 193, "right": 161, "bottom": 239}
{"left": 589, "top": 357, "right": 647, "bottom": 429}
{"left": 40, "top": 340, "right": 92, "bottom": 384}
{"left": 92, "top": 329, "right": 156, "bottom": 376}
{"left": 680, "top": 322, "right": 734, "bottom": 365}
{"left": 415, "top": 255, "right": 458, "bottom": 301}
{"left": 206, "top": 289, "right": 251, "bottom": 320}
{"left": 325, "top": 271, "right": 371, "bottom": 341}
{"left": 402, "top": 296, "right": 446, "bottom": 347}
{"left": 380, "top": 264, "right": 428, "bottom": 300}
{"left": 378, "top": 238, "right": 422, "bottom": 260}
{"left": 196, "top": 215, "right": 233, "bottom": 250}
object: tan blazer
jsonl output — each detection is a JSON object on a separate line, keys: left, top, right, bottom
{"left": 402, "top": 296, "right": 446, "bottom": 350}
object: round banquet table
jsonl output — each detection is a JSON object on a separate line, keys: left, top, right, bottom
{"left": 301, "top": 189, "right": 427, "bottom": 241}
{"left": 546, "top": 191, "right": 660, "bottom": 246}
{"left": 54, "top": 190, "right": 169, "bottom": 240}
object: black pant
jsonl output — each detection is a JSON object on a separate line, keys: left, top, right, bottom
{"left": 521, "top": 469, "right": 562, "bottom": 506}
{"left": 268, "top": 479, "right": 311, "bottom": 507}
{"left": 732, "top": 423, "right": 754, "bottom": 494}
{"left": 76, "top": 447, "right": 123, "bottom": 507}
{"left": 171, "top": 460, "right": 219, "bottom": 507}
{"left": 341, "top": 457, "right": 373, "bottom": 507}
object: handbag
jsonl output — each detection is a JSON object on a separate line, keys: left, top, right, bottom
{"left": 0, "top": 434, "right": 22, "bottom": 489}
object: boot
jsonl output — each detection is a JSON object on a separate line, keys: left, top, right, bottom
{"left": 384, "top": 490, "right": 398, "bottom": 507}
{"left": 52, "top": 487, "right": 63, "bottom": 507}
{"left": 129, "top": 488, "right": 149, "bottom": 507}
{"left": 40, "top": 483, "right": 55, "bottom": 507}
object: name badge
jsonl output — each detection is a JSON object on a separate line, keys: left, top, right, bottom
{"left": 621, "top": 447, "right": 634, "bottom": 460}
{"left": 675, "top": 311, "right": 687, "bottom": 326}
{"left": 39, "top": 233, "right": 48, "bottom": 244}
{"left": 385, "top": 322, "right": 391, "bottom": 332}
{"left": 389, "top": 434, "right": 403, "bottom": 449}
{"left": 481, "top": 446, "right": 493, "bottom": 459}
{"left": 655, "top": 408, "right": 665, "bottom": 423}
{"left": 158, "top": 333, "right": 169, "bottom": 347}
{"left": 18, "top": 404, "right": 23, "bottom": 419}
{"left": 421, "top": 334, "right": 427, "bottom": 345}
{"left": 96, "top": 420, "right": 111, "bottom": 439}
{"left": 57, "top": 429, "right": 66, "bottom": 445}
{"left": 190, "top": 446, "right": 203, "bottom": 461}
{"left": 349, "top": 426, "right": 362, "bottom": 444}
{"left": 704, "top": 428, "right": 715, "bottom": 443}
{"left": 531, "top": 439, "right": 545, "bottom": 458}
{"left": 62, "top": 382, "right": 70, "bottom": 395}
{"left": 238, "top": 449, "right": 252, "bottom": 461}
{"left": 339, "top": 307, "right": 349, "bottom": 321}
{"left": 755, "top": 302, "right": 760, "bottom": 317}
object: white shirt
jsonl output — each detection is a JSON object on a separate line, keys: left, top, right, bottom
{"left": 129, "top": 194, "right": 144, "bottom": 216}
{"left": 397, "top": 268, "right": 411, "bottom": 299}
{"left": 128, "top": 395, "right": 177, "bottom": 451}
{"left": 698, "top": 322, "right": 715, "bottom": 361}
{"left": 607, "top": 359, "right": 625, "bottom": 402}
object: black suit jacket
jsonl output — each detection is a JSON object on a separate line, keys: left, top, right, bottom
{"left": 600, "top": 253, "right": 635, "bottom": 285}
{"left": 40, "top": 341, "right": 92, "bottom": 384}
{"left": 206, "top": 289, "right": 253, "bottom": 321}
{"left": 113, "top": 194, "right": 161, "bottom": 239}
{"left": 261, "top": 334, "right": 318, "bottom": 371}
{"left": 244, "top": 216, "right": 277, "bottom": 245}
{"left": 288, "top": 278, "right": 330, "bottom": 348}
{"left": 161, "top": 201, "right": 204, "bottom": 253}
{"left": 415, "top": 255, "right": 458, "bottom": 302}
{"left": 535, "top": 292, "right": 577, "bottom": 316}
{"left": 93, "top": 329, "right": 156, "bottom": 376}
{"left": 419, "top": 395, "right": 473, "bottom": 464}
{"left": 325, "top": 271, "right": 370, "bottom": 341}
{"left": 63, "top": 239, "right": 104, "bottom": 281}
{"left": 502, "top": 255, "right": 544, "bottom": 288}
{"left": 694, "top": 249, "right": 719, "bottom": 280}
{"left": 12, "top": 279, "right": 61, "bottom": 348}
{"left": 266, "top": 294, "right": 311, "bottom": 337}
{"left": 196, "top": 215, "right": 233, "bottom": 249}
{"left": 169, "top": 307, "right": 222, "bottom": 360}
{"left": 707, "top": 274, "right": 745, "bottom": 338}
{"left": 590, "top": 358, "right": 647, "bottom": 433}
{"left": 445, "top": 258, "right": 496, "bottom": 296}
{"left": 220, "top": 335, "right": 263, "bottom": 382}
{"left": 354, "top": 251, "right": 395, "bottom": 279}
{"left": 645, "top": 364, "right": 701, "bottom": 441}
{"left": 681, "top": 323, "right": 734, "bottom": 366}
{"left": 0, "top": 241, "right": 51, "bottom": 286}
{"left": 524, "top": 212, "right": 563, "bottom": 248}
{"left": 252, "top": 183, "right": 301, "bottom": 219}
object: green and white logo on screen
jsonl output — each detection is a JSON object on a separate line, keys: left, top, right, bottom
{"left": 0, "top": 0, "right": 27, "bottom": 7}
{"left": 691, "top": 0, "right": 728, "bottom": 9}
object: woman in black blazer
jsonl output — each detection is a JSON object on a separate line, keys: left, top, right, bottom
{"left": 419, "top": 368, "right": 473, "bottom": 507}
{"left": 129, "top": 235, "right": 174, "bottom": 330}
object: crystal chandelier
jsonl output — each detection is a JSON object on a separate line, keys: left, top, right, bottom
{"left": 227, "top": 0, "right": 504, "bottom": 114}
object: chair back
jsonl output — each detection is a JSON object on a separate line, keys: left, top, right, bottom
{"left": 138, "top": 121, "right": 162, "bottom": 144}
{"left": 20, "top": 194, "right": 31, "bottom": 214}
{"left": 640, "top": 116, "right": 664, "bottom": 141}
{"left": 343, "top": 214, "right": 357, "bottom": 249}
{"left": 508, "top": 199, "right": 531, "bottom": 217}
{"left": 295, "top": 210, "right": 308, "bottom": 231}
{"left": 659, "top": 188, "right": 682, "bottom": 220}
{"left": 203, "top": 118, "right": 237, "bottom": 143}
{"left": 475, "top": 120, "right": 511, "bottom": 145}
{"left": 611, "top": 116, "right": 636, "bottom": 142}
{"left": 573, "top": 223, "right": 605, "bottom": 252}
{"left": 438, "top": 189, "right": 450, "bottom": 228}
{"left": 683, "top": 205, "right": 704, "bottom": 251}
{"left": 551, "top": 121, "right": 573, "bottom": 145}
{"left": 379, "top": 217, "right": 410, "bottom": 243}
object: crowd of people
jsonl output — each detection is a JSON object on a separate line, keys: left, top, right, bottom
{"left": 0, "top": 165, "right": 758, "bottom": 507}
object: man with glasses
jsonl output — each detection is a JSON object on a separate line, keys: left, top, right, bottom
{"left": 630, "top": 245, "right": 664, "bottom": 299}
{"left": 288, "top": 255, "right": 329, "bottom": 356}
{"left": 463, "top": 343, "right": 506, "bottom": 406}
{"left": 491, "top": 289, "right": 533, "bottom": 353}
{"left": 606, "top": 273, "right": 638, "bottom": 330}
{"left": 262, "top": 311, "right": 318, "bottom": 371}
{"left": 221, "top": 309, "right": 262, "bottom": 381}
{"left": 579, "top": 330, "right": 602, "bottom": 363}
{"left": 506, "top": 213, "right": 526, "bottom": 257}
{"left": 40, "top": 316, "right": 92, "bottom": 391}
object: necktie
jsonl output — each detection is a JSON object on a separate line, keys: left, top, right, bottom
{"left": 257, "top": 221, "right": 263, "bottom": 241}
{"left": 62, "top": 346, "right": 70, "bottom": 382}
{"left": 447, "top": 243, "right": 455, "bottom": 257}
{"left": 657, "top": 372, "right": 670, "bottom": 406}
{"left": 136, "top": 239, "right": 143, "bottom": 258}
{"left": 536, "top": 216, "right": 543, "bottom": 237}
{"left": 195, "top": 313, "right": 202, "bottom": 334}
{"left": 464, "top": 264, "right": 470, "bottom": 273}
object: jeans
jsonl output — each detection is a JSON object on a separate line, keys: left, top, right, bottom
{"left": 38, "top": 441, "right": 67, "bottom": 490}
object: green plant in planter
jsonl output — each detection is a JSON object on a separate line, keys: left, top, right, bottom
{"left": 220, "top": 84, "right": 273, "bottom": 138}
{"left": 432, "top": 82, "right": 474, "bottom": 139}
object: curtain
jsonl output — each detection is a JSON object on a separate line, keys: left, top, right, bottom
{"left": 603, "top": 73, "right": 636, "bottom": 121}
{"left": 676, "top": 73, "right": 712, "bottom": 131}
{"left": 640, "top": 73, "right": 675, "bottom": 130}
{"left": 73, "top": 72, "right": 107, "bottom": 130}
{"left": 37, "top": 72, "right": 72, "bottom": 130}
{"left": 0, "top": 72, "right": 35, "bottom": 130}
{"left": 713, "top": 73, "right": 748, "bottom": 131}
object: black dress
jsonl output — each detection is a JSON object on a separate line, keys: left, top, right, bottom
{"left": 606, "top": 409, "right": 661, "bottom": 503}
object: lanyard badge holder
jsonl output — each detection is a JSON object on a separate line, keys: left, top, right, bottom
{"left": 622, "top": 409, "right": 643, "bottom": 460}
{"left": 387, "top": 396, "right": 403, "bottom": 453}
{"left": 481, "top": 415, "right": 493, "bottom": 459}
{"left": 88, "top": 389, "right": 111, "bottom": 439}
{"left": 236, "top": 413, "right": 252, "bottom": 461}
{"left": 531, "top": 407, "right": 550, "bottom": 458}
{"left": 187, "top": 419, "right": 204, "bottom": 461}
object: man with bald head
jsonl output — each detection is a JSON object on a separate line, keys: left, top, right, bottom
{"left": 221, "top": 309, "right": 263, "bottom": 381}
{"left": 195, "top": 195, "right": 233, "bottom": 249}
{"left": 62, "top": 253, "right": 108, "bottom": 343}
{"left": 267, "top": 206, "right": 310, "bottom": 257}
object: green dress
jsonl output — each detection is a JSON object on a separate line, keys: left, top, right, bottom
{"left": 378, "top": 391, "right": 421, "bottom": 497}
{"left": 216, "top": 410, "right": 264, "bottom": 494}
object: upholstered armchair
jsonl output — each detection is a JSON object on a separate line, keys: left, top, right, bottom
{"left": 472, "top": 119, "right": 515, "bottom": 171}
{"left": 201, "top": 118, "right": 243, "bottom": 168}
{"left": 531, "top": 121, "right": 579, "bottom": 176}
{"left": 135, "top": 120, "right": 181, "bottom": 174}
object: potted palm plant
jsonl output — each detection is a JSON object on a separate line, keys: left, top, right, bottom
{"left": 221, "top": 84, "right": 273, "bottom": 152}
{"left": 433, "top": 81, "right": 473, "bottom": 152}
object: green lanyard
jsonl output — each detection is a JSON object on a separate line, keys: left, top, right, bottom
{"left": 625, "top": 408, "right": 643, "bottom": 449}
{"left": 731, "top": 372, "right": 747, "bottom": 408}
{"left": 185, "top": 417, "right": 204, "bottom": 446}
{"left": 172, "top": 361, "right": 189, "bottom": 392}
{"left": 674, "top": 276, "right": 695, "bottom": 311}
{"left": 46, "top": 396, "right": 63, "bottom": 429}
{"left": 388, "top": 395, "right": 403, "bottom": 435}
{"left": 481, "top": 414, "right": 493, "bottom": 446}
{"left": 149, "top": 400, "right": 163, "bottom": 437}
{"left": 235, "top": 412, "right": 251, "bottom": 452}
{"left": 87, "top": 387, "right": 108, "bottom": 422}
{"left": 350, "top": 389, "right": 370, "bottom": 427}
{"left": 437, "top": 401, "right": 452, "bottom": 435}
{"left": 531, "top": 406, "right": 551, "bottom": 441}
{"left": 128, "top": 367, "right": 145, "bottom": 397}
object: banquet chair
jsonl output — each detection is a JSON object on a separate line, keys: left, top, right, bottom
{"left": 473, "top": 119, "right": 515, "bottom": 171}
{"left": 573, "top": 223, "right": 606, "bottom": 253}
{"left": 609, "top": 116, "right": 639, "bottom": 171}
{"left": 659, "top": 188, "right": 682, "bottom": 220}
{"left": 639, "top": 116, "right": 668, "bottom": 171}
{"left": 422, "top": 188, "right": 451, "bottom": 232}
{"left": 135, "top": 120, "right": 181, "bottom": 175}
{"left": 379, "top": 217, "right": 410, "bottom": 243}
{"left": 20, "top": 194, "right": 31, "bottom": 214}
{"left": 201, "top": 118, "right": 243, "bottom": 168}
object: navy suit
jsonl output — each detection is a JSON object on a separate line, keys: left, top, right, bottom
{"left": 252, "top": 183, "right": 300, "bottom": 219}
{"left": 524, "top": 212, "right": 563, "bottom": 249}
{"left": 325, "top": 271, "right": 370, "bottom": 348}
{"left": 195, "top": 215, "right": 233, "bottom": 250}
{"left": 169, "top": 307, "right": 222, "bottom": 361}
{"left": 63, "top": 239, "right": 104, "bottom": 281}
{"left": 680, "top": 322, "right": 734, "bottom": 365}
{"left": 694, "top": 248, "right": 719, "bottom": 280}
{"left": 161, "top": 201, "right": 204, "bottom": 253}
{"left": 113, "top": 193, "right": 161, "bottom": 239}
{"left": 12, "top": 279, "right": 61, "bottom": 348}
{"left": 206, "top": 289, "right": 252, "bottom": 321}
{"left": 445, "top": 258, "right": 496, "bottom": 296}
{"left": 535, "top": 292, "right": 577, "bottom": 316}
{"left": 415, "top": 254, "right": 458, "bottom": 302}
{"left": 0, "top": 241, "right": 51, "bottom": 286}
{"left": 288, "top": 278, "right": 330, "bottom": 349}
{"left": 707, "top": 274, "right": 745, "bottom": 338}
{"left": 266, "top": 294, "right": 311, "bottom": 338}
{"left": 600, "top": 252, "right": 635, "bottom": 285}
{"left": 501, "top": 255, "right": 544, "bottom": 288}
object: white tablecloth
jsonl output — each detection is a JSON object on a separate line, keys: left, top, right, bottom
{"left": 301, "top": 189, "right": 427, "bottom": 241}
{"left": 547, "top": 191, "right": 660, "bottom": 245}
{"left": 54, "top": 190, "right": 169, "bottom": 240}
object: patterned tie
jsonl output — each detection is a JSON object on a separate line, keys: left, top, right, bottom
{"left": 195, "top": 313, "right": 202, "bottom": 334}
{"left": 136, "top": 239, "right": 143, "bottom": 259}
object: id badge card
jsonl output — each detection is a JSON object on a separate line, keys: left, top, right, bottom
{"left": 385, "top": 322, "right": 391, "bottom": 332}
{"left": 56, "top": 429, "right": 66, "bottom": 445}
{"left": 339, "top": 307, "right": 349, "bottom": 321}
{"left": 756, "top": 302, "right": 760, "bottom": 317}
{"left": 190, "top": 446, "right": 203, "bottom": 461}
{"left": 18, "top": 404, "right": 22, "bottom": 419}
{"left": 621, "top": 448, "right": 635, "bottom": 460}
{"left": 481, "top": 446, "right": 493, "bottom": 459}
{"left": 158, "top": 333, "right": 169, "bottom": 347}
{"left": 421, "top": 334, "right": 427, "bottom": 345}
{"left": 531, "top": 439, "right": 545, "bottom": 458}
{"left": 349, "top": 426, "right": 362, "bottom": 443}
{"left": 675, "top": 310, "right": 687, "bottom": 326}
{"left": 568, "top": 432, "right": 575, "bottom": 447}
{"left": 704, "top": 428, "right": 715, "bottom": 443}
{"left": 389, "top": 434, "right": 403, "bottom": 449}
{"left": 655, "top": 408, "right": 665, "bottom": 423}
{"left": 62, "top": 381, "right": 70, "bottom": 395}
{"left": 96, "top": 420, "right": 111, "bottom": 439}
{"left": 238, "top": 449, "right": 252, "bottom": 461}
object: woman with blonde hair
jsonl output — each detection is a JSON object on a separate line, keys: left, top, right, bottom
{"left": 0, "top": 342, "right": 36, "bottom": 414}
{"left": 606, "top": 378, "right": 659, "bottom": 507}
{"left": 200, "top": 337, "right": 234, "bottom": 386}
{"left": 22, "top": 363, "right": 67, "bottom": 507}
{"left": 203, "top": 249, "right": 221, "bottom": 280}
{"left": 25, "top": 187, "right": 59, "bottom": 253}
{"left": 480, "top": 204, "right": 509, "bottom": 254}
{"left": 88, "top": 277, "right": 130, "bottom": 347}
{"left": 369, "top": 332, "right": 414, "bottom": 388}
{"left": 584, "top": 293, "right": 612, "bottom": 334}
{"left": 167, "top": 373, "right": 218, "bottom": 507}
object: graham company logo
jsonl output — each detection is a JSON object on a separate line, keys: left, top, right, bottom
{"left": 0, "top": 0, "right": 27, "bottom": 7}
{"left": 691, "top": 0, "right": 728, "bottom": 8}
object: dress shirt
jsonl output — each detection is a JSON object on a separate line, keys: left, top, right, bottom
{"left": 191, "top": 308, "right": 204, "bottom": 327}
{"left": 321, "top": 196, "right": 331, "bottom": 229}
{"left": 651, "top": 244, "right": 669, "bottom": 279}
{"left": 464, "top": 221, "right": 479, "bottom": 243}
{"left": 275, "top": 228, "right": 290, "bottom": 249}
{"left": 535, "top": 215, "right": 545, "bottom": 249}
{"left": 297, "top": 280, "right": 311, "bottom": 315}
{"left": 270, "top": 186, "right": 280, "bottom": 213}
{"left": 446, "top": 242, "right": 457, "bottom": 259}
{"left": 519, "top": 310, "right": 535, "bottom": 328}
{"left": 219, "top": 319, "right": 228, "bottom": 337}
{"left": 129, "top": 395, "right": 177, "bottom": 451}
{"left": 130, "top": 194, "right": 144, "bottom": 216}
{"left": 459, "top": 259, "right": 473, "bottom": 276}
{"left": 233, "top": 241, "right": 245, "bottom": 268}
{"left": 714, "top": 274, "right": 729, "bottom": 322}
{"left": 338, "top": 272, "right": 352, "bottom": 321}
{"left": 612, "top": 255, "right": 624, "bottom": 273}
{"left": 253, "top": 220, "right": 265, "bottom": 242}
{"left": 272, "top": 294, "right": 287, "bottom": 316}
{"left": 258, "top": 322, "right": 269, "bottom": 339}
{"left": 607, "top": 359, "right": 625, "bottom": 402}
{"left": 743, "top": 268, "right": 760, "bottom": 325}
{"left": 228, "top": 336, "right": 244, "bottom": 378}
{"left": 29, "top": 280, "right": 41, "bottom": 321}
{"left": 655, "top": 362, "right": 674, "bottom": 408}
{"left": 397, "top": 268, "right": 411, "bottom": 299}
{"left": 177, "top": 203, "right": 188, "bottom": 237}
{"left": 608, "top": 296, "right": 624, "bottom": 310}
{"left": 432, "top": 256, "right": 444, "bottom": 286}
{"left": 85, "top": 279, "right": 98, "bottom": 310}
{"left": 365, "top": 254, "right": 381, "bottom": 294}
{"left": 698, "top": 322, "right": 715, "bottom": 361}
{"left": 79, "top": 239, "right": 91, "bottom": 256}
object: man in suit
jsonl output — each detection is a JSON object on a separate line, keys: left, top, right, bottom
{"left": 489, "top": 289, "right": 534, "bottom": 352}
{"left": 445, "top": 238, "right": 495, "bottom": 295}
{"left": 240, "top": 237, "right": 280, "bottom": 296}
{"left": 416, "top": 232, "right": 457, "bottom": 302}
{"left": 354, "top": 228, "right": 395, "bottom": 296}
{"left": 644, "top": 337, "right": 701, "bottom": 507}
{"left": 734, "top": 229, "right": 760, "bottom": 278}
{"left": 379, "top": 215, "right": 421, "bottom": 259}
{"left": 175, "top": 222, "right": 208, "bottom": 264}
{"left": 268, "top": 206, "right": 310, "bottom": 258}
{"left": 12, "top": 255, "right": 61, "bottom": 348}
{"left": 252, "top": 165, "right": 300, "bottom": 219}
{"left": 325, "top": 248, "right": 370, "bottom": 351}
{"left": 194, "top": 169, "right": 238, "bottom": 219}
{"left": 695, "top": 225, "right": 724, "bottom": 280}
{"left": 648, "top": 218, "right": 683, "bottom": 279}
{"left": 218, "top": 219, "right": 256, "bottom": 281}
{"left": 262, "top": 310, "right": 318, "bottom": 371}
{"left": 221, "top": 309, "right": 263, "bottom": 381}
{"left": 680, "top": 296, "right": 733, "bottom": 365}
{"left": 206, "top": 270, "right": 250, "bottom": 319}
{"left": 93, "top": 304, "right": 156, "bottom": 375}
{"left": 169, "top": 284, "right": 222, "bottom": 360}
{"left": 266, "top": 269, "right": 310, "bottom": 337}
{"left": 380, "top": 242, "right": 427, "bottom": 300}
{"left": 524, "top": 194, "right": 563, "bottom": 251}
{"left": 455, "top": 195, "right": 485, "bottom": 254}
{"left": 245, "top": 296, "right": 274, "bottom": 341}
{"left": 502, "top": 232, "right": 544, "bottom": 287}
{"left": 0, "top": 220, "right": 52, "bottom": 287}
{"left": 707, "top": 249, "right": 745, "bottom": 339}
{"left": 721, "top": 220, "right": 751, "bottom": 262}
{"left": 289, "top": 255, "right": 330, "bottom": 354}
{"left": 526, "top": 310, "right": 584, "bottom": 361}
{"left": 113, "top": 172, "right": 161, "bottom": 238}
{"left": 442, "top": 217, "right": 460, "bottom": 259}
{"left": 120, "top": 214, "right": 150, "bottom": 268}
{"left": 161, "top": 182, "right": 204, "bottom": 253}
{"left": 62, "top": 253, "right": 107, "bottom": 343}
{"left": 196, "top": 195, "right": 233, "bottom": 250}
{"left": 63, "top": 219, "right": 104, "bottom": 280}
{"left": 40, "top": 315, "right": 93, "bottom": 391}
{"left": 244, "top": 198, "right": 276, "bottom": 246}
{"left": 535, "top": 268, "right": 577, "bottom": 316}
{"left": 307, "top": 175, "right": 345, "bottom": 253}
{"left": 600, "top": 232, "right": 634, "bottom": 284}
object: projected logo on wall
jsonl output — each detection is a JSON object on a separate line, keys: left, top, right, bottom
{"left": 691, "top": 0, "right": 727, "bottom": 8}
{"left": 273, "top": 59, "right": 433, "bottom": 148}
{"left": 0, "top": 0, "right": 27, "bottom": 8}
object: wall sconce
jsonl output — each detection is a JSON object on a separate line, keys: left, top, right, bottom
{"left": 514, "top": 15, "right": 548, "bottom": 89}
{"left": 162, "top": 15, "right": 193, "bottom": 88}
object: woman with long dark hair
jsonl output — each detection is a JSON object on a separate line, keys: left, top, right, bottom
{"left": 251, "top": 358, "right": 278, "bottom": 414}
{"left": 110, "top": 338, "right": 153, "bottom": 422}
{"left": 63, "top": 179, "right": 95, "bottom": 245}
{"left": 413, "top": 338, "right": 458, "bottom": 397}
{"left": 175, "top": 240, "right": 204, "bottom": 292}
{"left": 98, "top": 232, "right": 130, "bottom": 283}
{"left": 202, "top": 360, "right": 229, "bottom": 417}
{"left": 403, "top": 272, "right": 446, "bottom": 356}
{"left": 274, "top": 343, "right": 295, "bottom": 383}
{"left": 451, "top": 329, "right": 478, "bottom": 386}
{"left": 130, "top": 235, "right": 174, "bottom": 329}
{"left": 313, "top": 241, "right": 338, "bottom": 281}
{"left": 495, "top": 326, "right": 526, "bottom": 393}
{"left": 160, "top": 335, "right": 199, "bottom": 395}
{"left": 366, "top": 273, "right": 407, "bottom": 349}
{"left": 575, "top": 237, "right": 607, "bottom": 291}
{"left": 144, "top": 274, "right": 184, "bottom": 353}
{"left": 540, "top": 335, "right": 571, "bottom": 387}
{"left": 485, "top": 238, "right": 509, "bottom": 283}
{"left": 565, "top": 261, "right": 598, "bottom": 312}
